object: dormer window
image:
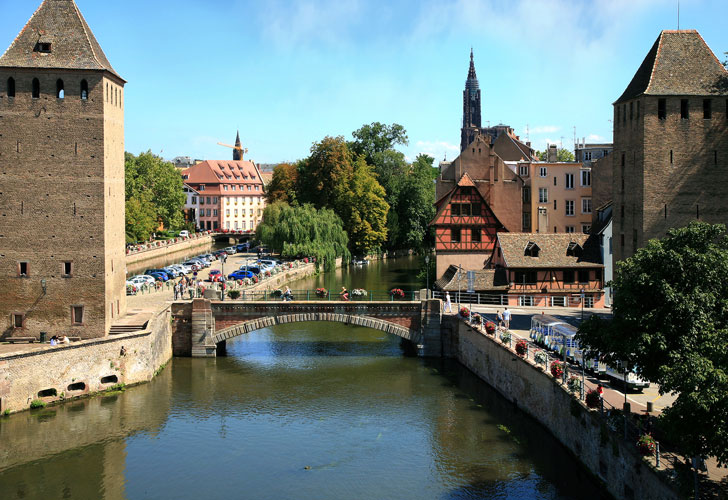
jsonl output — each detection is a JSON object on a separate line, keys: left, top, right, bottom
{"left": 524, "top": 241, "right": 540, "bottom": 257}
{"left": 34, "top": 42, "right": 52, "bottom": 53}
{"left": 566, "top": 241, "right": 583, "bottom": 257}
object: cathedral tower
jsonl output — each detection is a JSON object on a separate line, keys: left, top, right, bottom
{"left": 233, "top": 130, "right": 242, "bottom": 161}
{"left": 0, "top": 0, "right": 127, "bottom": 339}
{"left": 461, "top": 49, "right": 482, "bottom": 152}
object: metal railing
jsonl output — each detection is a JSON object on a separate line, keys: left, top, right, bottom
{"left": 223, "top": 290, "right": 420, "bottom": 302}
{"left": 431, "top": 290, "right": 509, "bottom": 305}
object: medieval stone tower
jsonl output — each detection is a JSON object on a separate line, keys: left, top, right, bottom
{"left": 612, "top": 30, "right": 728, "bottom": 262}
{"left": 461, "top": 49, "right": 482, "bottom": 153}
{"left": 0, "top": 0, "right": 127, "bottom": 339}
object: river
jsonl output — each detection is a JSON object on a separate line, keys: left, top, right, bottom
{"left": 0, "top": 256, "right": 606, "bottom": 500}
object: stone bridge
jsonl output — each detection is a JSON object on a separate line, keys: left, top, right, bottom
{"left": 171, "top": 296, "right": 444, "bottom": 358}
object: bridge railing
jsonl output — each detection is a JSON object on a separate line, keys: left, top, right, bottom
{"left": 223, "top": 289, "right": 421, "bottom": 302}
{"left": 431, "top": 290, "right": 509, "bottom": 305}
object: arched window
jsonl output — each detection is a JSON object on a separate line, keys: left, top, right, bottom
{"left": 32, "top": 78, "right": 40, "bottom": 98}
{"left": 80, "top": 79, "right": 88, "bottom": 100}
{"left": 7, "top": 77, "right": 15, "bottom": 98}
{"left": 56, "top": 79, "right": 64, "bottom": 99}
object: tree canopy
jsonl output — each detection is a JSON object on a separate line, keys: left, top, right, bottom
{"left": 344, "top": 157, "right": 389, "bottom": 255}
{"left": 255, "top": 202, "right": 350, "bottom": 271}
{"left": 535, "top": 147, "right": 575, "bottom": 162}
{"left": 265, "top": 162, "right": 298, "bottom": 205}
{"left": 576, "top": 222, "right": 728, "bottom": 463}
{"left": 125, "top": 151, "right": 185, "bottom": 242}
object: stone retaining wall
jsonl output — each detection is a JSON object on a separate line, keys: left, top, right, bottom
{"left": 0, "top": 306, "right": 173, "bottom": 414}
{"left": 453, "top": 318, "right": 678, "bottom": 500}
{"left": 125, "top": 235, "right": 213, "bottom": 269}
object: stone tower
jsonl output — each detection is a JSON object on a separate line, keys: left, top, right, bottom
{"left": 233, "top": 130, "right": 242, "bottom": 161}
{"left": 0, "top": 0, "right": 127, "bottom": 339}
{"left": 612, "top": 30, "right": 728, "bottom": 262}
{"left": 460, "top": 49, "right": 482, "bottom": 152}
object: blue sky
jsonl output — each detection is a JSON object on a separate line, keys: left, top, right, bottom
{"left": 1, "top": 0, "right": 726, "bottom": 164}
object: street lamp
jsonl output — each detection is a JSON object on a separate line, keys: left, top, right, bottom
{"left": 425, "top": 255, "right": 430, "bottom": 298}
{"left": 41, "top": 279, "right": 47, "bottom": 294}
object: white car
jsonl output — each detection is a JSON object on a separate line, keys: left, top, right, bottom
{"left": 183, "top": 261, "right": 201, "bottom": 271}
{"left": 129, "top": 275, "right": 155, "bottom": 286}
{"left": 169, "top": 264, "right": 187, "bottom": 275}
{"left": 179, "top": 230, "right": 189, "bottom": 238}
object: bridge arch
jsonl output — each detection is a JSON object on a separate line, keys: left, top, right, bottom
{"left": 212, "top": 313, "right": 415, "bottom": 345}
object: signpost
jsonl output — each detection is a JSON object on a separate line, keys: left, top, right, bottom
{"left": 467, "top": 271, "right": 475, "bottom": 321}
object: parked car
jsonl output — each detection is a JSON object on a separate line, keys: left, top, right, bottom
{"left": 179, "top": 230, "right": 190, "bottom": 238}
{"left": 258, "top": 259, "right": 279, "bottom": 269}
{"left": 213, "top": 249, "right": 227, "bottom": 258}
{"left": 191, "top": 258, "right": 210, "bottom": 268}
{"left": 147, "top": 271, "right": 169, "bottom": 282}
{"left": 207, "top": 269, "right": 226, "bottom": 282}
{"left": 229, "top": 270, "right": 255, "bottom": 280}
{"left": 236, "top": 243, "right": 249, "bottom": 252}
{"left": 239, "top": 265, "right": 262, "bottom": 275}
{"left": 182, "top": 261, "right": 201, "bottom": 271}
{"left": 145, "top": 269, "right": 173, "bottom": 279}
{"left": 200, "top": 253, "right": 216, "bottom": 261}
{"left": 129, "top": 275, "right": 155, "bottom": 286}
{"left": 163, "top": 267, "right": 181, "bottom": 278}
{"left": 168, "top": 264, "right": 188, "bottom": 275}
{"left": 251, "top": 246, "right": 270, "bottom": 256}
{"left": 224, "top": 246, "right": 237, "bottom": 255}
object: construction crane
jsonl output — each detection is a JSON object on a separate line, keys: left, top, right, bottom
{"left": 217, "top": 142, "right": 248, "bottom": 160}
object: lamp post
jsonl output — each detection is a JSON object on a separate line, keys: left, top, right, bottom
{"left": 221, "top": 255, "right": 225, "bottom": 301}
{"left": 581, "top": 287, "right": 585, "bottom": 322}
{"left": 425, "top": 255, "right": 430, "bottom": 298}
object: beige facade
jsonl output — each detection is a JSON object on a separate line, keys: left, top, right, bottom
{"left": 0, "top": 0, "right": 127, "bottom": 339}
{"left": 221, "top": 194, "right": 265, "bottom": 231}
{"left": 520, "top": 162, "right": 593, "bottom": 234}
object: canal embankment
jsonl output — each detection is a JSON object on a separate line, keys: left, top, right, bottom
{"left": 0, "top": 305, "right": 172, "bottom": 414}
{"left": 126, "top": 234, "right": 214, "bottom": 276}
{"left": 448, "top": 316, "right": 679, "bottom": 500}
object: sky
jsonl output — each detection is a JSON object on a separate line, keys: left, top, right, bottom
{"left": 1, "top": 0, "right": 726, "bottom": 164}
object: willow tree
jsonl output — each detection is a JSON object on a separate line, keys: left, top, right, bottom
{"left": 256, "top": 202, "right": 350, "bottom": 271}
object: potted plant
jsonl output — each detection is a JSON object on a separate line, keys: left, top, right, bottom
{"left": 390, "top": 288, "right": 405, "bottom": 299}
{"left": 567, "top": 376, "right": 581, "bottom": 394}
{"left": 637, "top": 434, "right": 656, "bottom": 456}
{"left": 459, "top": 306, "right": 470, "bottom": 318}
{"left": 550, "top": 361, "right": 564, "bottom": 379}
{"left": 227, "top": 290, "right": 241, "bottom": 300}
{"left": 316, "top": 288, "right": 328, "bottom": 298}
{"left": 515, "top": 339, "right": 528, "bottom": 357}
{"left": 585, "top": 389, "right": 601, "bottom": 409}
{"left": 351, "top": 289, "right": 367, "bottom": 298}
{"left": 500, "top": 331, "right": 512, "bottom": 345}
{"left": 485, "top": 321, "right": 496, "bottom": 336}
{"left": 533, "top": 350, "right": 547, "bottom": 368}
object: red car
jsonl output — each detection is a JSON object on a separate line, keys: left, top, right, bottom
{"left": 207, "top": 269, "right": 225, "bottom": 282}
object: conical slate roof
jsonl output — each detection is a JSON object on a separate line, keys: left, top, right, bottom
{"left": 0, "top": 0, "right": 123, "bottom": 81}
{"left": 615, "top": 30, "right": 726, "bottom": 104}
{"left": 466, "top": 48, "right": 479, "bottom": 91}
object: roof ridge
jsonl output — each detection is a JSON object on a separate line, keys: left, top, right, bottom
{"left": 645, "top": 31, "right": 665, "bottom": 94}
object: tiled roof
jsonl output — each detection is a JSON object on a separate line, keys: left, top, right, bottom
{"left": 435, "top": 265, "right": 509, "bottom": 292}
{"left": 0, "top": 0, "right": 123, "bottom": 81}
{"left": 497, "top": 233, "right": 603, "bottom": 269}
{"left": 182, "top": 160, "right": 263, "bottom": 196}
{"left": 615, "top": 30, "right": 728, "bottom": 104}
{"left": 457, "top": 172, "right": 476, "bottom": 187}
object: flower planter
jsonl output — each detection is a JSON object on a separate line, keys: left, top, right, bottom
{"left": 550, "top": 361, "right": 564, "bottom": 379}
{"left": 485, "top": 322, "right": 496, "bottom": 336}
{"left": 515, "top": 339, "right": 528, "bottom": 357}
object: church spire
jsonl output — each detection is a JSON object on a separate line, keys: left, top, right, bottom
{"left": 461, "top": 49, "right": 482, "bottom": 152}
{"left": 233, "top": 130, "right": 242, "bottom": 161}
{"left": 468, "top": 47, "right": 477, "bottom": 80}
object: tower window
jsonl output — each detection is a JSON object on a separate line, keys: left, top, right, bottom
{"left": 670, "top": 150, "right": 674, "bottom": 165}
{"left": 63, "top": 262, "right": 72, "bottom": 277}
{"left": 703, "top": 99, "right": 712, "bottom": 119}
{"left": 56, "top": 79, "right": 64, "bottom": 99}
{"left": 34, "top": 42, "right": 51, "bottom": 53}
{"left": 71, "top": 306, "right": 84, "bottom": 325}
{"left": 7, "top": 77, "right": 15, "bottom": 98}
{"left": 32, "top": 78, "right": 40, "bottom": 99}
{"left": 81, "top": 80, "right": 88, "bottom": 100}
{"left": 680, "top": 99, "right": 689, "bottom": 119}
{"left": 714, "top": 151, "right": 718, "bottom": 166}
{"left": 18, "top": 262, "right": 28, "bottom": 277}
{"left": 13, "top": 314, "right": 24, "bottom": 329}
{"left": 658, "top": 98, "right": 666, "bottom": 120}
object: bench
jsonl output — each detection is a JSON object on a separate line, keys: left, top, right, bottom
{"left": 68, "top": 337, "right": 81, "bottom": 342}
{"left": 6, "top": 337, "right": 36, "bottom": 344}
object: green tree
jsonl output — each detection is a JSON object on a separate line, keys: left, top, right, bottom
{"left": 350, "top": 122, "right": 408, "bottom": 163}
{"left": 256, "top": 202, "right": 350, "bottom": 271}
{"left": 266, "top": 162, "right": 299, "bottom": 205}
{"left": 297, "top": 136, "right": 354, "bottom": 214}
{"left": 394, "top": 154, "right": 437, "bottom": 250}
{"left": 125, "top": 192, "right": 157, "bottom": 243}
{"left": 577, "top": 222, "right": 728, "bottom": 464}
{"left": 125, "top": 151, "right": 185, "bottom": 240}
{"left": 535, "top": 148, "right": 575, "bottom": 162}
{"left": 344, "top": 157, "right": 389, "bottom": 255}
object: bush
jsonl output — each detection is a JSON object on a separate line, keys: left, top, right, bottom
{"left": 30, "top": 400, "right": 46, "bottom": 409}
{"left": 228, "top": 290, "right": 241, "bottom": 300}
{"left": 550, "top": 361, "right": 564, "bottom": 379}
{"left": 586, "top": 389, "right": 601, "bottom": 409}
{"left": 515, "top": 339, "right": 528, "bottom": 357}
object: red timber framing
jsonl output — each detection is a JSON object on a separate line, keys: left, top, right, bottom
{"left": 506, "top": 268, "right": 603, "bottom": 293}
{"left": 430, "top": 173, "right": 505, "bottom": 253}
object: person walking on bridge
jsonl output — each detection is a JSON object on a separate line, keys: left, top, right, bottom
{"left": 444, "top": 292, "right": 452, "bottom": 313}
{"left": 502, "top": 307, "right": 511, "bottom": 330}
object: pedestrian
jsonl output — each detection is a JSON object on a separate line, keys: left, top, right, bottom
{"left": 444, "top": 292, "right": 452, "bottom": 313}
{"left": 597, "top": 383, "right": 604, "bottom": 400}
{"left": 173, "top": 282, "right": 179, "bottom": 300}
{"left": 188, "top": 287, "right": 194, "bottom": 300}
{"left": 502, "top": 307, "right": 511, "bottom": 330}
{"left": 496, "top": 310, "right": 503, "bottom": 329}
{"left": 340, "top": 286, "right": 349, "bottom": 301}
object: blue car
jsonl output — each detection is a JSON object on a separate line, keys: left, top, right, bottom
{"left": 145, "top": 269, "right": 173, "bottom": 279}
{"left": 147, "top": 271, "right": 169, "bottom": 282}
{"left": 228, "top": 270, "right": 255, "bottom": 280}
{"left": 239, "top": 266, "right": 261, "bottom": 275}
{"left": 236, "top": 243, "right": 249, "bottom": 252}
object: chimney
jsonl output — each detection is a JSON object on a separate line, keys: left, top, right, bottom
{"left": 547, "top": 144, "right": 558, "bottom": 162}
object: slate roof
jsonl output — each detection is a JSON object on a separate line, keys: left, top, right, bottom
{"left": 496, "top": 233, "right": 603, "bottom": 269}
{"left": 615, "top": 30, "right": 727, "bottom": 104}
{"left": 435, "top": 265, "right": 509, "bottom": 292}
{"left": 0, "top": 0, "right": 123, "bottom": 81}
{"left": 493, "top": 133, "right": 536, "bottom": 162}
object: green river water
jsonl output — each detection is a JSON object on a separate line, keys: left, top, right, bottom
{"left": 0, "top": 256, "right": 606, "bottom": 500}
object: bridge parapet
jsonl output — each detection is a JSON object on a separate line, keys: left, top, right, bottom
{"left": 175, "top": 294, "right": 444, "bottom": 358}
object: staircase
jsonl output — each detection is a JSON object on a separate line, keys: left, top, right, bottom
{"left": 109, "top": 322, "right": 148, "bottom": 335}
